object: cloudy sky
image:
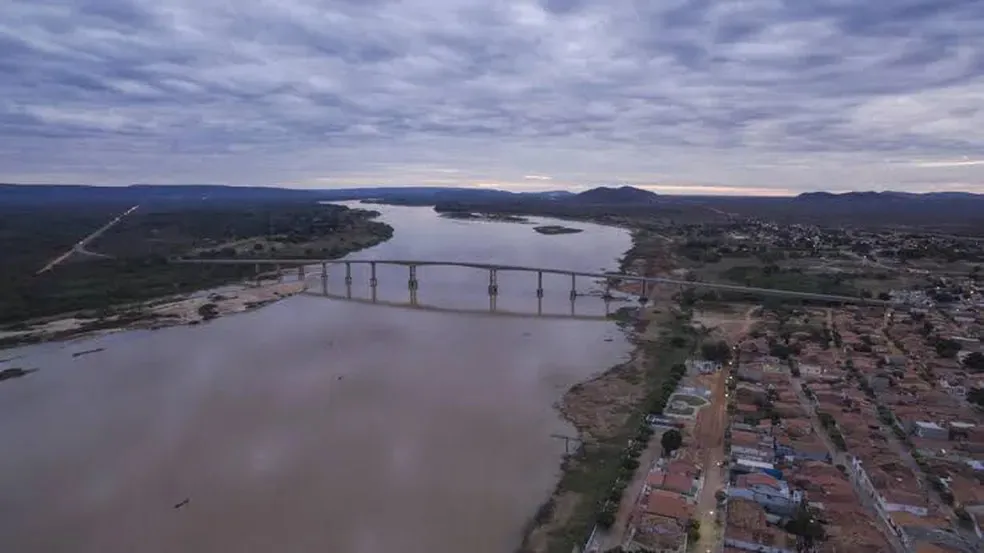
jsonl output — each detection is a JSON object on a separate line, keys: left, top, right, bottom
{"left": 2, "top": 0, "right": 983, "bottom": 195}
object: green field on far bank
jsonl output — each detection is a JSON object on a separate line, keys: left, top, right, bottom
{"left": 0, "top": 202, "right": 393, "bottom": 327}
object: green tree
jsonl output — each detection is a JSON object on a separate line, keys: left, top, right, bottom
{"left": 934, "top": 337, "right": 962, "bottom": 358}
{"left": 701, "top": 340, "right": 732, "bottom": 363}
{"left": 686, "top": 519, "right": 701, "bottom": 543}
{"left": 967, "top": 387, "right": 984, "bottom": 407}
{"left": 785, "top": 504, "right": 825, "bottom": 552}
{"left": 963, "top": 352, "right": 984, "bottom": 372}
{"left": 197, "top": 302, "right": 219, "bottom": 320}
{"left": 661, "top": 429, "right": 683, "bottom": 457}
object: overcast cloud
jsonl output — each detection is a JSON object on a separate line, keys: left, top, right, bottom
{"left": 1, "top": 0, "right": 983, "bottom": 194}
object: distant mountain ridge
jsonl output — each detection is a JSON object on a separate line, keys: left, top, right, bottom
{"left": 0, "top": 184, "right": 571, "bottom": 206}
{"left": 573, "top": 185, "right": 659, "bottom": 204}
{"left": 796, "top": 190, "right": 984, "bottom": 201}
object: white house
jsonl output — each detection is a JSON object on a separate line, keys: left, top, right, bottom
{"left": 728, "top": 473, "right": 803, "bottom": 516}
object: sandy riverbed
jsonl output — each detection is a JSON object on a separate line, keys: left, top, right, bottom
{"left": 0, "top": 281, "right": 307, "bottom": 347}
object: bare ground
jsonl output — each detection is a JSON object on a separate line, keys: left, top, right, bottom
{"left": 1, "top": 281, "right": 306, "bottom": 348}
{"left": 520, "top": 349, "right": 649, "bottom": 553}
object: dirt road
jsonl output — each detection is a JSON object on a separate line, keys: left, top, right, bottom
{"left": 691, "top": 367, "right": 728, "bottom": 552}
{"left": 36, "top": 204, "right": 139, "bottom": 274}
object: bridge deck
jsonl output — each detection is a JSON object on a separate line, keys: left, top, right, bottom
{"left": 174, "top": 258, "right": 892, "bottom": 306}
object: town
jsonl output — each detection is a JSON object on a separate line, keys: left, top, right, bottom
{"left": 577, "top": 217, "right": 984, "bottom": 553}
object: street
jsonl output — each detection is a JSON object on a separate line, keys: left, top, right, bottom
{"left": 36, "top": 204, "right": 139, "bottom": 274}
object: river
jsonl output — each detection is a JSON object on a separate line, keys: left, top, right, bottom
{"left": 0, "top": 204, "right": 633, "bottom": 553}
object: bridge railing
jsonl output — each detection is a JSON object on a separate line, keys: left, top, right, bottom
{"left": 172, "top": 257, "right": 893, "bottom": 306}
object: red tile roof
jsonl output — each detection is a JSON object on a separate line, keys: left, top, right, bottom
{"left": 644, "top": 489, "right": 693, "bottom": 521}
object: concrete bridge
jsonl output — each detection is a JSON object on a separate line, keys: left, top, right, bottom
{"left": 175, "top": 258, "right": 892, "bottom": 307}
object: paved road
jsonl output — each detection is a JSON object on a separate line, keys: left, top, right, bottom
{"left": 36, "top": 205, "right": 139, "bottom": 274}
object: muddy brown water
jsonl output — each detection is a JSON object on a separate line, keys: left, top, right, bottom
{"left": 0, "top": 204, "right": 633, "bottom": 553}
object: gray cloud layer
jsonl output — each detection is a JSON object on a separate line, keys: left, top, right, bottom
{"left": 2, "top": 0, "right": 983, "bottom": 193}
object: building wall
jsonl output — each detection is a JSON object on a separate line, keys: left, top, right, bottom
{"left": 728, "top": 487, "right": 800, "bottom": 517}
{"left": 723, "top": 537, "right": 794, "bottom": 553}
{"left": 911, "top": 422, "right": 948, "bottom": 440}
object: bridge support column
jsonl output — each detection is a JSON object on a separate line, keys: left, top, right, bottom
{"left": 488, "top": 269, "right": 498, "bottom": 312}
{"left": 488, "top": 269, "right": 498, "bottom": 297}
{"left": 408, "top": 265, "right": 418, "bottom": 305}
{"left": 369, "top": 262, "right": 378, "bottom": 302}
{"left": 536, "top": 271, "right": 544, "bottom": 298}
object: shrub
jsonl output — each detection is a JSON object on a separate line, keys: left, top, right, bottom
{"left": 621, "top": 457, "right": 641, "bottom": 471}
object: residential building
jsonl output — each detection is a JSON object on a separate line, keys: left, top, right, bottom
{"left": 729, "top": 473, "right": 804, "bottom": 516}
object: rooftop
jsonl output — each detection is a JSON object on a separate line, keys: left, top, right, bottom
{"left": 737, "top": 472, "right": 782, "bottom": 490}
{"left": 727, "top": 498, "right": 769, "bottom": 530}
{"left": 644, "top": 489, "right": 693, "bottom": 522}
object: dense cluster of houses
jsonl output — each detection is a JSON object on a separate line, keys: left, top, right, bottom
{"left": 826, "top": 305, "right": 984, "bottom": 552}
{"left": 722, "top": 320, "right": 894, "bottom": 553}
{"left": 610, "top": 294, "right": 983, "bottom": 553}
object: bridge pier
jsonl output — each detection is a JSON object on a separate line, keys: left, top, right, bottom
{"left": 408, "top": 265, "right": 418, "bottom": 305}
{"left": 488, "top": 269, "right": 498, "bottom": 297}
{"left": 488, "top": 269, "right": 498, "bottom": 312}
{"left": 370, "top": 262, "right": 378, "bottom": 302}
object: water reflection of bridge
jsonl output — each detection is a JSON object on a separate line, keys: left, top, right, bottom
{"left": 303, "top": 289, "right": 620, "bottom": 320}
{"left": 176, "top": 258, "right": 891, "bottom": 308}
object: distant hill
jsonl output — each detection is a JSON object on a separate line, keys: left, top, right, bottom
{"left": 795, "top": 191, "right": 984, "bottom": 201}
{"left": 0, "top": 184, "right": 569, "bottom": 207}
{"left": 728, "top": 190, "right": 984, "bottom": 232}
{"left": 0, "top": 184, "right": 321, "bottom": 206}
{"left": 573, "top": 186, "right": 659, "bottom": 204}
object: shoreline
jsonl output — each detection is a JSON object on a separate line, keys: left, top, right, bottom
{"left": 2, "top": 207, "right": 655, "bottom": 551}
{"left": 1, "top": 247, "right": 395, "bottom": 354}
{"left": 517, "top": 226, "right": 691, "bottom": 553}
{"left": 0, "top": 279, "right": 310, "bottom": 351}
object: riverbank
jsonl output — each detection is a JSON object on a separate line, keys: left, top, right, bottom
{"left": 1, "top": 202, "right": 392, "bottom": 330}
{"left": 518, "top": 230, "right": 695, "bottom": 553}
{"left": 0, "top": 280, "right": 308, "bottom": 350}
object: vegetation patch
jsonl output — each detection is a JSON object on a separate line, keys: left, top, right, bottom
{"left": 0, "top": 202, "right": 393, "bottom": 326}
{"left": 534, "top": 225, "right": 584, "bottom": 235}
{"left": 520, "top": 312, "right": 696, "bottom": 553}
